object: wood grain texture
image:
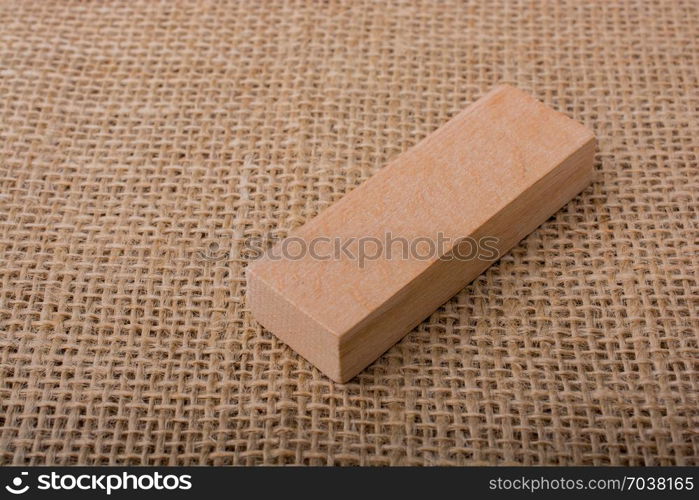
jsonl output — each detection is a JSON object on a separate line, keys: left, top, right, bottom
{"left": 247, "top": 84, "right": 596, "bottom": 382}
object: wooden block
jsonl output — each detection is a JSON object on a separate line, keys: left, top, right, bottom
{"left": 247, "top": 84, "right": 595, "bottom": 382}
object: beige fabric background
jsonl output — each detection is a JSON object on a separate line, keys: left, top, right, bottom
{"left": 0, "top": 0, "right": 697, "bottom": 466}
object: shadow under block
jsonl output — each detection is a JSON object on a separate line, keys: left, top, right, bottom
{"left": 247, "top": 84, "right": 596, "bottom": 383}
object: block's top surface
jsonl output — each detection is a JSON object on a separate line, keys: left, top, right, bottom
{"left": 248, "top": 85, "right": 594, "bottom": 338}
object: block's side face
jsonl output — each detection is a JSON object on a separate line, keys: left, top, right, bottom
{"left": 246, "top": 266, "right": 342, "bottom": 381}
{"left": 338, "top": 136, "right": 596, "bottom": 382}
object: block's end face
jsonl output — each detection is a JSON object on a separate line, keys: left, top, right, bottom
{"left": 246, "top": 265, "right": 343, "bottom": 382}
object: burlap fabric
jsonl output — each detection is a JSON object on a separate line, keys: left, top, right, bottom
{"left": 0, "top": 0, "right": 697, "bottom": 466}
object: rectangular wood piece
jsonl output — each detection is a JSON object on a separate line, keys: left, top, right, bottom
{"left": 247, "top": 84, "right": 596, "bottom": 382}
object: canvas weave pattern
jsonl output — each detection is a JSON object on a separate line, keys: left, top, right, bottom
{"left": 0, "top": 0, "right": 697, "bottom": 465}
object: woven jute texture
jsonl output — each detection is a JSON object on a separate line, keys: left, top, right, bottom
{"left": 0, "top": 0, "right": 697, "bottom": 466}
